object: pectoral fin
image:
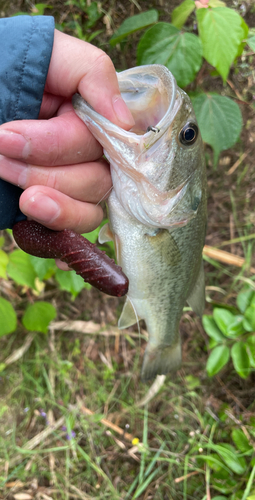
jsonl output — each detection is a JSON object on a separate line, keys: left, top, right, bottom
{"left": 186, "top": 261, "right": 205, "bottom": 317}
{"left": 118, "top": 296, "right": 140, "bottom": 330}
{"left": 98, "top": 223, "right": 113, "bottom": 244}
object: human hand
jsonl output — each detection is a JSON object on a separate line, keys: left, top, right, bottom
{"left": 0, "top": 30, "right": 134, "bottom": 234}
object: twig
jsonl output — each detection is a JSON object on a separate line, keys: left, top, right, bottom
{"left": 4, "top": 334, "right": 34, "bottom": 365}
{"left": 175, "top": 471, "right": 200, "bottom": 484}
{"left": 10, "top": 416, "right": 65, "bottom": 467}
{"left": 50, "top": 320, "right": 147, "bottom": 340}
{"left": 76, "top": 397, "right": 135, "bottom": 442}
{"left": 203, "top": 245, "right": 255, "bottom": 273}
{"left": 226, "top": 149, "right": 251, "bottom": 175}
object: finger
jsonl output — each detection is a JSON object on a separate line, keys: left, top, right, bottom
{"left": 0, "top": 104, "right": 103, "bottom": 165}
{"left": 38, "top": 92, "right": 65, "bottom": 119}
{"left": 0, "top": 155, "right": 112, "bottom": 203}
{"left": 19, "top": 185, "right": 104, "bottom": 233}
{"left": 46, "top": 30, "right": 135, "bottom": 129}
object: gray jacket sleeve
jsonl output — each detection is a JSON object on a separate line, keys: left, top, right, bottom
{"left": 0, "top": 15, "right": 55, "bottom": 229}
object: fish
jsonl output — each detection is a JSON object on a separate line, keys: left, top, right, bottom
{"left": 73, "top": 64, "right": 207, "bottom": 381}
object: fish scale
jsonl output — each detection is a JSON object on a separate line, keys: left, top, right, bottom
{"left": 73, "top": 64, "right": 207, "bottom": 381}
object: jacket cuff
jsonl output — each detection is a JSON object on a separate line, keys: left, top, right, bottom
{"left": 0, "top": 15, "right": 55, "bottom": 124}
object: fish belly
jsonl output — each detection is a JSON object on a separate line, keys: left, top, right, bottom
{"left": 108, "top": 191, "right": 206, "bottom": 381}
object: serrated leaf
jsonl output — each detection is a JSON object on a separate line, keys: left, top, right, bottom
{"left": 191, "top": 93, "right": 242, "bottom": 165}
{"left": 231, "top": 341, "right": 251, "bottom": 378}
{"left": 137, "top": 23, "right": 203, "bottom": 87}
{"left": 206, "top": 345, "right": 230, "bottom": 376}
{"left": 7, "top": 249, "right": 37, "bottom": 289}
{"left": 22, "top": 301, "right": 56, "bottom": 333}
{"left": 171, "top": 0, "right": 195, "bottom": 29}
{"left": 55, "top": 268, "right": 89, "bottom": 298}
{"left": 197, "top": 7, "right": 246, "bottom": 81}
{"left": 213, "top": 308, "right": 235, "bottom": 335}
{"left": 237, "top": 288, "right": 254, "bottom": 313}
{"left": 0, "top": 249, "right": 8, "bottom": 279}
{"left": 110, "top": 10, "right": 158, "bottom": 46}
{"left": 202, "top": 315, "right": 225, "bottom": 342}
{"left": 247, "top": 35, "right": 255, "bottom": 52}
{"left": 29, "top": 255, "right": 56, "bottom": 281}
{"left": 0, "top": 297, "right": 17, "bottom": 337}
{"left": 232, "top": 428, "right": 253, "bottom": 454}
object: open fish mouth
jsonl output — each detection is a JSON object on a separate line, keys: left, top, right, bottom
{"left": 73, "top": 65, "right": 203, "bottom": 229}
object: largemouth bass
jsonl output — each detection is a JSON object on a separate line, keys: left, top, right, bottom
{"left": 73, "top": 64, "right": 207, "bottom": 381}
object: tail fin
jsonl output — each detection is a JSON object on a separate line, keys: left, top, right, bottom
{"left": 141, "top": 342, "right": 182, "bottom": 382}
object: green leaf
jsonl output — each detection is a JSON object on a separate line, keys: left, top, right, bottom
{"left": 29, "top": 256, "right": 56, "bottom": 281}
{"left": 206, "top": 345, "right": 230, "bottom": 376}
{"left": 85, "top": 2, "right": 102, "bottom": 29}
{"left": 246, "top": 335, "right": 255, "bottom": 367}
{"left": 211, "top": 497, "right": 227, "bottom": 500}
{"left": 82, "top": 227, "right": 101, "bottom": 244}
{"left": 202, "top": 315, "right": 225, "bottom": 342}
{"left": 55, "top": 268, "right": 88, "bottom": 298}
{"left": 208, "top": 0, "right": 226, "bottom": 6}
{"left": 231, "top": 341, "right": 251, "bottom": 378}
{"left": 22, "top": 302, "right": 56, "bottom": 334}
{"left": 226, "top": 315, "right": 245, "bottom": 338}
{"left": 232, "top": 428, "right": 253, "bottom": 454}
{"left": 137, "top": 23, "right": 203, "bottom": 87}
{"left": 197, "top": 7, "right": 246, "bottom": 81}
{"left": 171, "top": 0, "right": 195, "bottom": 29}
{"left": 0, "top": 297, "right": 17, "bottom": 337}
{"left": 245, "top": 305, "right": 255, "bottom": 331}
{"left": 7, "top": 249, "right": 37, "bottom": 289}
{"left": 217, "top": 443, "right": 247, "bottom": 475}
{"left": 0, "top": 236, "right": 5, "bottom": 247}
{"left": 191, "top": 93, "right": 242, "bottom": 165}
{"left": 110, "top": 10, "right": 158, "bottom": 46}
{"left": 237, "top": 288, "right": 254, "bottom": 313}
{"left": 247, "top": 35, "right": 255, "bottom": 52}
{"left": 0, "top": 249, "right": 8, "bottom": 279}
{"left": 213, "top": 308, "right": 235, "bottom": 335}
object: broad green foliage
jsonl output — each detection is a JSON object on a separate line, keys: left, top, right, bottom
{"left": 110, "top": 10, "right": 158, "bottom": 46}
{"left": 0, "top": 297, "right": 17, "bottom": 337}
{"left": 55, "top": 267, "right": 89, "bottom": 297}
{"left": 203, "top": 287, "right": 255, "bottom": 378}
{"left": 137, "top": 23, "right": 203, "bottom": 88}
{"left": 7, "top": 249, "right": 37, "bottom": 289}
{"left": 0, "top": 223, "right": 109, "bottom": 337}
{"left": 111, "top": 1, "right": 249, "bottom": 165}
{"left": 171, "top": 0, "right": 195, "bottom": 29}
{"left": 191, "top": 93, "right": 243, "bottom": 165}
{"left": 22, "top": 301, "right": 56, "bottom": 334}
{"left": 196, "top": 7, "right": 247, "bottom": 82}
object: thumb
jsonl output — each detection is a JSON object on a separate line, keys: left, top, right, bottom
{"left": 45, "top": 30, "right": 135, "bottom": 130}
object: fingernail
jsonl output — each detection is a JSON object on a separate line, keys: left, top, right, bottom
{"left": 22, "top": 193, "right": 61, "bottom": 223}
{"left": 112, "top": 95, "right": 135, "bottom": 128}
{"left": 0, "top": 130, "right": 31, "bottom": 159}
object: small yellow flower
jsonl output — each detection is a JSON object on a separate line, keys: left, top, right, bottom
{"left": 132, "top": 437, "right": 140, "bottom": 445}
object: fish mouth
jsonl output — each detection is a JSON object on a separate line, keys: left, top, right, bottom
{"left": 72, "top": 65, "right": 198, "bottom": 229}
{"left": 117, "top": 65, "right": 178, "bottom": 138}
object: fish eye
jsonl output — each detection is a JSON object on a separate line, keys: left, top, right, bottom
{"left": 179, "top": 122, "right": 198, "bottom": 146}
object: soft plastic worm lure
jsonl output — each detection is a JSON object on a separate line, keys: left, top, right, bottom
{"left": 12, "top": 220, "right": 129, "bottom": 297}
